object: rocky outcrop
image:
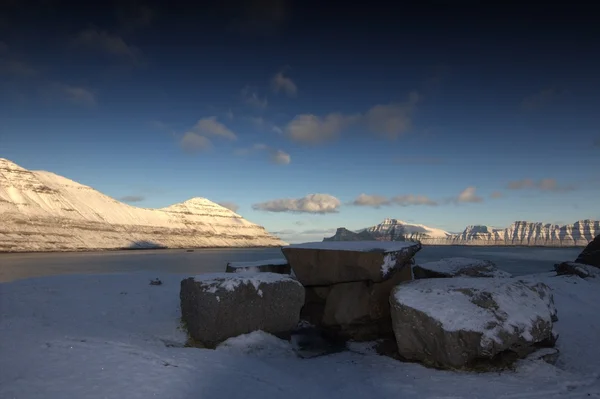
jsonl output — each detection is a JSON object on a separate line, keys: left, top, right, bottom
{"left": 283, "top": 241, "right": 420, "bottom": 341}
{"left": 413, "top": 257, "right": 512, "bottom": 279}
{"left": 180, "top": 272, "right": 304, "bottom": 347}
{"left": 575, "top": 234, "right": 600, "bottom": 267}
{"left": 0, "top": 158, "right": 284, "bottom": 252}
{"left": 323, "top": 227, "right": 376, "bottom": 242}
{"left": 421, "top": 221, "right": 599, "bottom": 247}
{"left": 390, "top": 278, "right": 558, "bottom": 370}
{"left": 555, "top": 262, "right": 600, "bottom": 278}
{"left": 364, "top": 218, "right": 450, "bottom": 241}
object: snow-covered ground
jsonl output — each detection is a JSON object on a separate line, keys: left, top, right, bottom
{"left": 1, "top": 271, "right": 600, "bottom": 398}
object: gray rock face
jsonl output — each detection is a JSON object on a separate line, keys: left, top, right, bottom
{"left": 282, "top": 241, "right": 421, "bottom": 286}
{"left": 323, "top": 227, "right": 376, "bottom": 242}
{"left": 555, "top": 262, "right": 600, "bottom": 278}
{"left": 390, "top": 278, "right": 557, "bottom": 370}
{"left": 321, "top": 265, "right": 413, "bottom": 340}
{"left": 180, "top": 272, "right": 304, "bottom": 347}
{"left": 420, "top": 220, "right": 599, "bottom": 247}
{"left": 413, "top": 257, "right": 512, "bottom": 279}
{"left": 225, "top": 259, "right": 291, "bottom": 274}
{"left": 575, "top": 234, "right": 600, "bottom": 267}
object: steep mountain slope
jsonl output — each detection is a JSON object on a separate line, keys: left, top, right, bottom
{"left": 421, "top": 220, "right": 600, "bottom": 246}
{"left": 0, "top": 158, "right": 284, "bottom": 252}
{"left": 323, "top": 227, "right": 376, "bottom": 241}
{"left": 362, "top": 217, "right": 599, "bottom": 247}
{"left": 364, "top": 218, "right": 451, "bottom": 240}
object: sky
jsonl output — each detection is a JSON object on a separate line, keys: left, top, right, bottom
{"left": 1, "top": 0, "right": 599, "bottom": 243}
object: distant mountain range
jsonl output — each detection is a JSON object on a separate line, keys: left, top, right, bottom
{"left": 0, "top": 158, "right": 284, "bottom": 252}
{"left": 325, "top": 218, "right": 599, "bottom": 247}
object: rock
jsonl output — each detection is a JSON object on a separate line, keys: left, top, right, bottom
{"left": 323, "top": 227, "right": 377, "bottom": 241}
{"left": 390, "top": 278, "right": 557, "bottom": 370}
{"left": 282, "top": 241, "right": 421, "bottom": 286}
{"left": 555, "top": 262, "right": 600, "bottom": 278}
{"left": 575, "top": 234, "right": 600, "bottom": 267}
{"left": 226, "top": 259, "right": 291, "bottom": 274}
{"left": 524, "top": 348, "right": 560, "bottom": 365}
{"left": 321, "top": 264, "right": 412, "bottom": 340}
{"left": 180, "top": 272, "right": 305, "bottom": 348}
{"left": 413, "top": 257, "right": 512, "bottom": 279}
{"left": 290, "top": 323, "right": 346, "bottom": 359}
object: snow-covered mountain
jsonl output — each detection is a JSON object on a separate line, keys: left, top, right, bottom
{"left": 363, "top": 218, "right": 451, "bottom": 241}
{"left": 362, "top": 218, "right": 599, "bottom": 247}
{"left": 421, "top": 220, "right": 600, "bottom": 247}
{"left": 0, "top": 158, "right": 285, "bottom": 252}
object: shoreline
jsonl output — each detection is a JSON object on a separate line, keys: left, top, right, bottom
{"left": 0, "top": 245, "right": 285, "bottom": 255}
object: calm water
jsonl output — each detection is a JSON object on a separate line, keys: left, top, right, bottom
{"left": 0, "top": 245, "right": 582, "bottom": 283}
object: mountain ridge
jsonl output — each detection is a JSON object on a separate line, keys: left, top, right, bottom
{"left": 331, "top": 218, "right": 599, "bottom": 247}
{"left": 0, "top": 158, "right": 285, "bottom": 252}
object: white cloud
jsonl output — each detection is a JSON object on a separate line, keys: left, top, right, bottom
{"left": 285, "top": 113, "right": 359, "bottom": 144}
{"left": 241, "top": 86, "right": 268, "bottom": 108}
{"left": 252, "top": 193, "right": 340, "bottom": 214}
{"left": 218, "top": 201, "right": 239, "bottom": 212}
{"left": 365, "top": 91, "right": 420, "bottom": 139}
{"left": 351, "top": 194, "right": 390, "bottom": 207}
{"left": 58, "top": 84, "right": 96, "bottom": 106}
{"left": 507, "top": 178, "right": 576, "bottom": 192}
{"left": 391, "top": 194, "right": 438, "bottom": 206}
{"left": 235, "top": 143, "right": 291, "bottom": 165}
{"left": 191, "top": 117, "right": 237, "bottom": 140}
{"left": 269, "top": 149, "right": 291, "bottom": 165}
{"left": 271, "top": 71, "right": 297, "bottom": 97}
{"left": 180, "top": 132, "right": 212, "bottom": 153}
{"left": 74, "top": 28, "right": 140, "bottom": 62}
{"left": 456, "top": 187, "right": 483, "bottom": 203}
{"left": 351, "top": 193, "right": 437, "bottom": 208}
{"left": 283, "top": 91, "right": 419, "bottom": 144}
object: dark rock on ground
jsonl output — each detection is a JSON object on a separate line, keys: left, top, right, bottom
{"left": 413, "top": 257, "right": 512, "bottom": 279}
{"left": 555, "top": 262, "right": 600, "bottom": 278}
{"left": 575, "top": 234, "right": 600, "bottom": 267}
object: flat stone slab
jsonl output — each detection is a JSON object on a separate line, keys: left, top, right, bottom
{"left": 282, "top": 241, "right": 421, "bottom": 286}
{"left": 413, "top": 257, "right": 512, "bottom": 279}
{"left": 180, "top": 272, "right": 304, "bottom": 347}
{"left": 226, "top": 259, "right": 291, "bottom": 274}
{"left": 390, "top": 277, "right": 557, "bottom": 370}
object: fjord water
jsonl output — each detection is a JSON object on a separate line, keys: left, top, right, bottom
{"left": 0, "top": 245, "right": 582, "bottom": 283}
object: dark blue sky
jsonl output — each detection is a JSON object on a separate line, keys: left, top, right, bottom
{"left": 1, "top": 0, "right": 599, "bottom": 242}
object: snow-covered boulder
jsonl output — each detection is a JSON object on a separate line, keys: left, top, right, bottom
{"left": 282, "top": 241, "right": 421, "bottom": 286}
{"left": 555, "top": 262, "right": 600, "bottom": 278}
{"left": 390, "top": 278, "right": 558, "bottom": 370}
{"left": 180, "top": 272, "right": 305, "bottom": 347}
{"left": 225, "top": 259, "right": 291, "bottom": 274}
{"left": 575, "top": 234, "right": 600, "bottom": 267}
{"left": 413, "top": 257, "right": 512, "bottom": 279}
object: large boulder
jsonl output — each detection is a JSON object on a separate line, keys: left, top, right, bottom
{"left": 413, "top": 257, "right": 512, "bottom": 279}
{"left": 321, "top": 264, "right": 412, "bottom": 340}
{"left": 390, "top": 278, "right": 557, "bottom": 370}
{"left": 180, "top": 272, "right": 305, "bottom": 348}
{"left": 555, "top": 262, "right": 600, "bottom": 278}
{"left": 226, "top": 259, "right": 291, "bottom": 274}
{"left": 575, "top": 234, "right": 600, "bottom": 267}
{"left": 282, "top": 241, "right": 421, "bottom": 286}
